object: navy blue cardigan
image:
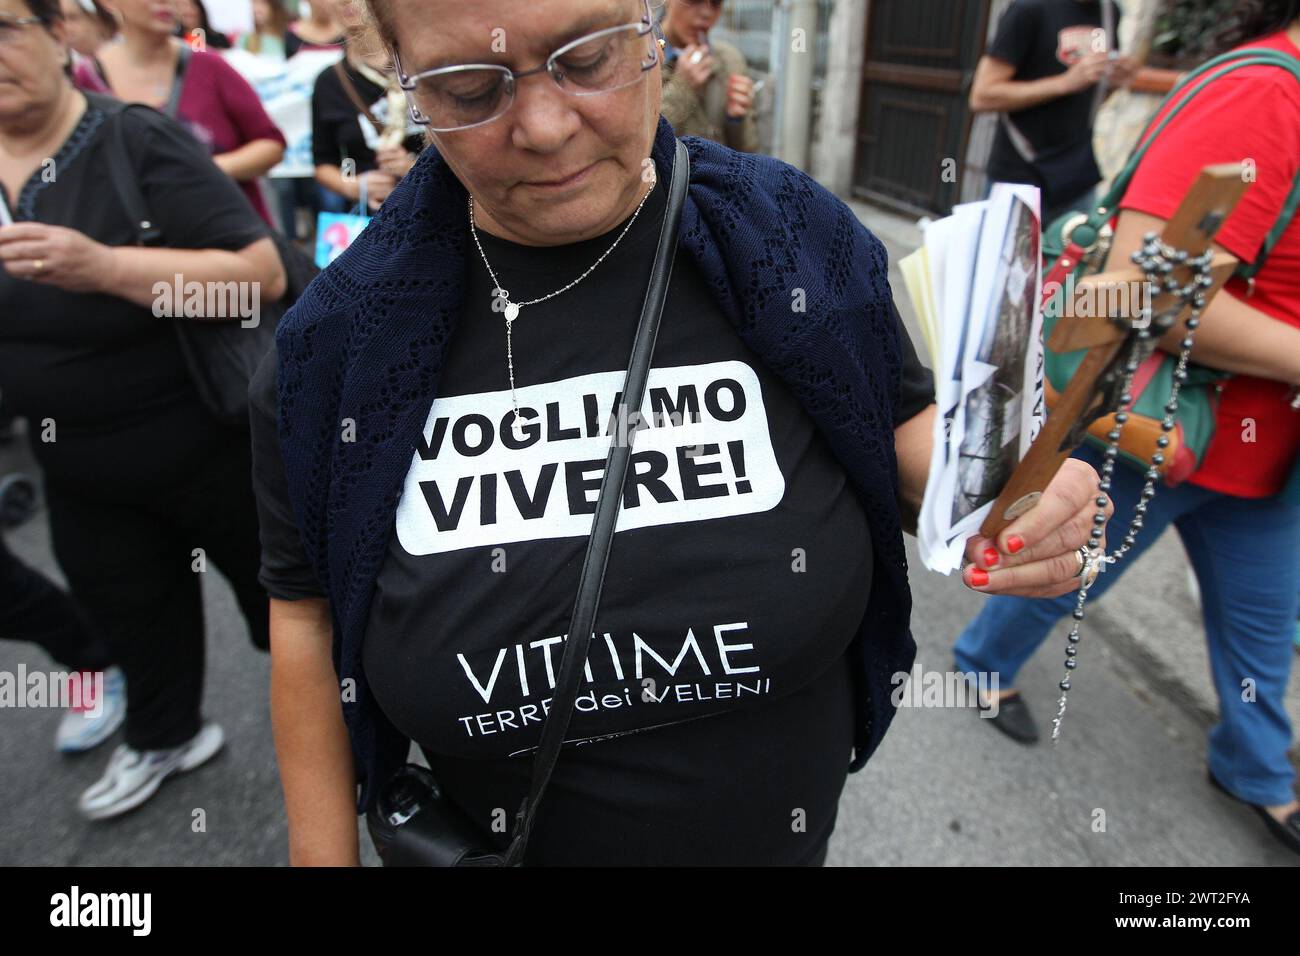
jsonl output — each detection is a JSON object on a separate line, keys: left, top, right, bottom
{"left": 274, "top": 118, "right": 917, "bottom": 812}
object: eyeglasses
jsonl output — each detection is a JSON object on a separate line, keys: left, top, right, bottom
{"left": 681, "top": 0, "right": 725, "bottom": 8}
{"left": 0, "top": 16, "right": 42, "bottom": 46}
{"left": 393, "top": 0, "right": 659, "bottom": 133}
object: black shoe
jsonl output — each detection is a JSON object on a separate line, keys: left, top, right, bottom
{"left": 977, "top": 690, "right": 1039, "bottom": 744}
{"left": 1207, "top": 768, "right": 1300, "bottom": 856}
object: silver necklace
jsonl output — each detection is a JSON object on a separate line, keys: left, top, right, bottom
{"left": 468, "top": 185, "right": 655, "bottom": 438}
{"left": 1053, "top": 235, "right": 1214, "bottom": 739}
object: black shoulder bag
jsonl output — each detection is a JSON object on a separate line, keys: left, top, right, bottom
{"left": 101, "top": 91, "right": 319, "bottom": 426}
{"left": 364, "top": 139, "right": 690, "bottom": 867}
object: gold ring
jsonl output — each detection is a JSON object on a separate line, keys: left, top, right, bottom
{"left": 33, "top": 259, "right": 44, "bottom": 273}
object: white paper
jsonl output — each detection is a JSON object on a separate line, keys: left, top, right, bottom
{"left": 904, "top": 184, "right": 1044, "bottom": 573}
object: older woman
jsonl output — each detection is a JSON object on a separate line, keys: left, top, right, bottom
{"left": 0, "top": 0, "right": 285, "bottom": 818}
{"left": 252, "top": 0, "right": 1106, "bottom": 866}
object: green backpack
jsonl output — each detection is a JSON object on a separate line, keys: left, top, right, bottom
{"left": 1041, "top": 47, "right": 1300, "bottom": 484}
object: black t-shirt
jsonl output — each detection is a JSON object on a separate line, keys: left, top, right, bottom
{"left": 310, "top": 59, "right": 426, "bottom": 174}
{"left": 249, "top": 172, "right": 935, "bottom": 862}
{"left": 985, "top": 0, "right": 1120, "bottom": 184}
{"left": 0, "top": 94, "right": 269, "bottom": 489}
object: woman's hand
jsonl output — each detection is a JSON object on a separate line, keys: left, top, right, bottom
{"left": 360, "top": 170, "right": 398, "bottom": 210}
{"left": 0, "top": 223, "right": 115, "bottom": 294}
{"left": 725, "top": 74, "right": 755, "bottom": 119}
{"left": 960, "top": 457, "right": 1114, "bottom": 598}
{"left": 677, "top": 43, "right": 715, "bottom": 92}
{"left": 374, "top": 144, "right": 416, "bottom": 180}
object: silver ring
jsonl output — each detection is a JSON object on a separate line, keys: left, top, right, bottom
{"left": 1075, "top": 546, "right": 1104, "bottom": 589}
{"left": 1074, "top": 546, "right": 1090, "bottom": 579}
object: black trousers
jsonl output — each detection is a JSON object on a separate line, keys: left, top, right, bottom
{"left": 0, "top": 531, "right": 112, "bottom": 672}
{"left": 39, "top": 403, "right": 269, "bottom": 751}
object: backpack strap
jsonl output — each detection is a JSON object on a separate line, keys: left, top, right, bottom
{"left": 1074, "top": 48, "right": 1300, "bottom": 278}
{"left": 162, "top": 43, "right": 191, "bottom": 121}
{"left": 100, "top": 103, "right": 163, "bottom": 247}
{"left": 332, "top": 61, "right": 383, "bottom": 133}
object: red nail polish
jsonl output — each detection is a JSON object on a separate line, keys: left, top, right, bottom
{"left": 1006, "top": 535, "right": 1025, "bottom": 554}
{"left": 983, "top": 547, "right": 1000, "bottom": 567}
{"left": 968, "top": 568, "right": 989, "bottom": 587}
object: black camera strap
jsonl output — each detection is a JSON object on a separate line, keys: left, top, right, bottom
{"left": 500, "top": 139, "right": 690, "bottom": 866}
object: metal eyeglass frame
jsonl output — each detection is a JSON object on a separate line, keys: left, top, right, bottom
{"left": 0, "top": 17, "right": 43, "bottom": 45}
{"left": 391, "top": 0, "right": 659, "bottom": 133}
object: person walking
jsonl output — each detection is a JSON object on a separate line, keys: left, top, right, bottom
{"left": 0, "top": 0, "right": 286, "bottom": 818}
{"left": 0, "top": 523, "right": 126, "bottom": 753}
{"left": 970, "top": 0, "right": 1137, "bottom": 224}
{"left": 955, "top": 0, "right": 1300, "bottom": 857}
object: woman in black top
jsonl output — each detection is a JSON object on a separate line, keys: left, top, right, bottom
{"left": 0, "top": 0, "right": 285, "bottom": 819}
{"left": 310, "top": 0, "right": 422, "bottom": 212}
{"left": 256, "top": 0, "right": 1108, "bottom": 866}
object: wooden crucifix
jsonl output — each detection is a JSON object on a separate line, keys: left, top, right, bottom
{"left": 980, "top": 163, "right": 1250, "bottom": 539}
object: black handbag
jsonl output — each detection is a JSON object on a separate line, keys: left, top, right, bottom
{"left": 364, "top": 138, "right": 691, "bottom": 868}
{"left": 100, "top": 95, "right": 319, "bottom": 426}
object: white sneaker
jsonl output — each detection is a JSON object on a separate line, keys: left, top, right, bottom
{"left": 55, "top": 667, "right": 126, "bottom": 754}
{"left": 77, "top": 722, "right": 225, "bottom": 821}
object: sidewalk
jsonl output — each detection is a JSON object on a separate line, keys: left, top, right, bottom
{"left": 848, "top": 197, "right": 1300, "bottom": 768}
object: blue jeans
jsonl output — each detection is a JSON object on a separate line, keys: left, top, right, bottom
{"left": 954, "top": 445, "right": 1300, "bottom": 806}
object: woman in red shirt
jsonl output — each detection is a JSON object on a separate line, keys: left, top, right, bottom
{"left": 955, "top": 1, "right": 1300, "bottom": 858}
{"left": 93, "top": 0, "right": 286, "bottom": 225}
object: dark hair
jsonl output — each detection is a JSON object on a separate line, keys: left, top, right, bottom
{"left": 82, "top": 0, "right": 118, "bottom": 37}
{"left": 18, "top": 0, "right": 71, "bottom": 79}
{"left": 22, "top": 0, "right": 63, "bottom": 25}
{"left": 1213, "top": 0, "right": 1300, "bottom": 52}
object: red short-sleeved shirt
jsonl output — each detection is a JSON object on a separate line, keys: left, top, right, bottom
{"left": 1120, "top": 30, "right": 1300, "bottom": 498}
{"left": 175, "top": 51, "right": 286, "bottom": 227}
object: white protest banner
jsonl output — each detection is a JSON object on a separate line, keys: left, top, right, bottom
{"left": 221, "top": 47, "right": 342, "bottom": 178}
{"left": 201, "top": 0, "right": 253, "bottom": 37}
